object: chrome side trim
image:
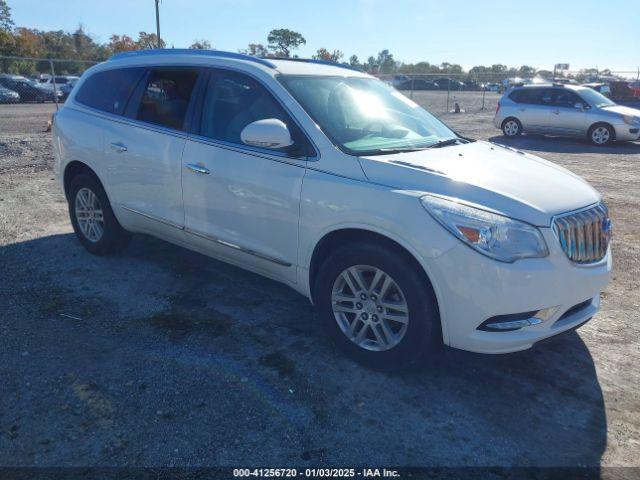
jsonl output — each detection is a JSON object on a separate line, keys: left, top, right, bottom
{"left": 119, "top": 205, "right": 183, "bottom": 230}
{"left": 120, "top": 204, "right": 293, "bottom": 267}
{"left": 184, "top": 228, "right": 292, "bottom": 267}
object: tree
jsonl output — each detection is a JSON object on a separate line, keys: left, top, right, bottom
{"left": 189, "top": 39, "right": 212, "bottom": 49}
{"left": 313, "top": 48, "right": 343, "bottom": 62}
{"left": 137, "top": 31, "right": 165, "bottom": 49}
{"left": 267, "top": 28, "right": 305, "bottom": 57}
{"left": 348, "top": 54, "right": 361, "bottom": 69}
{"left": 376, "top": 49, "right": 396, "bottom": 74}
{"left": 366, "top": 56, "right": 377, "bottom": 72}
{"left": 0, "top": 0, "right": 13, "bottom": 32}
{"left": 240, "top": 43, "right": 268, "bottom": 57}
{"left": 108, "top": 34, "right": 138, "bottom": 54}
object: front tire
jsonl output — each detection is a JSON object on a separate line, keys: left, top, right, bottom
{"left": 68, "top": 173, "right": 130, "bottom": 255}
{"left": 588, "top": 123, "right": 614, "bottom": 146}
{"left": 315, "top": 243, "right": 441, "bottom": 370}
{"left": 502, "top": 118, "right": 522, "bottom": 137}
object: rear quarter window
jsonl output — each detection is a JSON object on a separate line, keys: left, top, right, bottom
{"left": 75, "top": 68, "right": 146, "bottom": 115}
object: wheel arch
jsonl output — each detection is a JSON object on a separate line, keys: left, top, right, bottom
{"left": 308, "top": 227, "right": 441, "bottom": 310}
{"left": 63, "top": 161, "right": 100, "bottom": 201}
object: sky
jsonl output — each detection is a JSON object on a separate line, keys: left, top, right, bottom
{"left": 8, "top": 0, "right": 640, "bottom": 73}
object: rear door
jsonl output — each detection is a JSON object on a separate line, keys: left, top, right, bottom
{"left": 510, "top": 88, "right": 552, "bottom": 133}
{"left": 104, "top": 67, "right": 201, "bottom": 236}
{"left": 180, "top": 68, "right": 313, "bottom": 283}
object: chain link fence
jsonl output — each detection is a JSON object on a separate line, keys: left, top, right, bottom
{"left": 374, "top": 71, "right": 640, "bottom": 116}
{"left": 0, "top": 55, "right": 97, "bottom": 110}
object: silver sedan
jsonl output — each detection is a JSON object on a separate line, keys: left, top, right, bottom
{"left": 494, "top": 84, "right": 640, "bottom": 145}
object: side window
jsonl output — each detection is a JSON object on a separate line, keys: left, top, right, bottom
{"left": 552, "top": 89, "right": 581, "bottom": 108}
{"left": 539, "top": 89, "right": 554, "bottom": 106}
{"left": 200, "top": 70, "right": 302, "bottom": 150}
{"left": 136, "top": 68, "right": 199, "bottom": 130}
{"left": 75, "top": 68, "right": 145, "bottom": 115}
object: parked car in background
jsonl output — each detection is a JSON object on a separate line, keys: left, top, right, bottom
{"left": 0, "top": 85, "right": 20, "bottom": 104}
{"left": 0, "top": 75, "right": 61, "bottom": 102}
{"left": 59, "top": 76, "right": 81, "bottom": 99}
{"left": 582, "top": 83, "right": 611, "bottom": 98}
{"left": 494, "top": 84, "right": 640, "bottom": 145}
{"left": 463, "top": 80, "right": 481, "bottom": 91}
{"left": 630, "top": 81, "right": 640, "bottom": 97}
{"left": 481, "top": 83, "right": 500, "bottom": 92}
{"left": 38, "top": 75, "right": 80, "bottom": 99}
{"left": 608, "top": 81, "right": 637, "bottom": 101}
{"left": 53, "top": 49, "right": 612, "bottom": 369}
{"left": 396, "top": 78, "right": 439, "bottom": 90}
{"left": 434, "top": 78, "right": 465, "bottom": 91}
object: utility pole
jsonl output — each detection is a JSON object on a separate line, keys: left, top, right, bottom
{"left": 155, "top": 0, "right": 161, "bottom": 48}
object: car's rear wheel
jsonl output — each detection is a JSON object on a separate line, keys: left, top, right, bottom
{"left": 68, "top": 173, "right": 130, "bottom": 255}
{"left": 315, "top": 243, "right": 441, "bottom": 370}
{"left": 502, "top": 118, "right": 522, "bottom": 137}
{"left": 588, "top": 123, "right": 614, "bottom": 146}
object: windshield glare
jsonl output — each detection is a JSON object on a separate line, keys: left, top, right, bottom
{"left": 278, "top": 75, "right": 457, "bottom": 155}
{"left": 578, "top": 88, "right": 615, "bottom": 108}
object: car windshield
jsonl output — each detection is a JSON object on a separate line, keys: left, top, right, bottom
{"left": 278, "top": 75, "right": 458, "bottom": 155}
{"left": 578, "top": 88, "right": 615, "bottom": 108}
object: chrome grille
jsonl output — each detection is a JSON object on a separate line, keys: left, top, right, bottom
{"left": 553, "top": 203, "right": 611, "bottom": 264}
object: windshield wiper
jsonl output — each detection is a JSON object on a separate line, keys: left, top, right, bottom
{"left": 427, "top": 138, "right": 464, "bottom": 148}
{"left": 378, "top": 146, "right": 431, "bottom": 153}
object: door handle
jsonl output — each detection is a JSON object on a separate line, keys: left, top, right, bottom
{"left": 185, "top": 163, "right": 210, "bottom": 175}
{"left": 110, "top": 142, "right": 127, "bottom": 153}
{"left": 552, "top": 110, "right": 560, "bottom": 115}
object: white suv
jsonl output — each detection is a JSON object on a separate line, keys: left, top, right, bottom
{"left": 52, "top": 50, "right": 612, "bottom": 369}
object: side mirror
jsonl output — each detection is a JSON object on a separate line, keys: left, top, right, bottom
{"left": 574, "top": 102, "right": 585, "bottom": 111}
{"left": 240, "top": 119, "right": 293, "bottom": 150}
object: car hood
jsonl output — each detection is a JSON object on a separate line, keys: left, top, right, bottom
{"left": 358, "top": 141, "right": 600, "bottom": 226}
{"left": 599, "top": 104, "right": 640, "bottom": 117}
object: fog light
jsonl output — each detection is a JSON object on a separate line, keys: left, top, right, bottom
{"left": 478, "top": 306, "right": 559, "bottom": 332}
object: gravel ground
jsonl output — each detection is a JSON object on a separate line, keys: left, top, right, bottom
{"left": 1, "top": 98, "right": 639, "bottom": 470}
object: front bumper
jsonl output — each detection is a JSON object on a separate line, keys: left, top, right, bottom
{"left": 614, "top": 124, "right": 640, "bottom": 141}
{"left": 427, "top": 228, "right": 612, "bottom": 353}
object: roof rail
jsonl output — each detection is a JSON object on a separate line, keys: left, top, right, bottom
{"left": 264, "top": 57, "right": 364, "bottom": 73}
{"left": 109, "top": 49, "right": 277, "bottom": 69}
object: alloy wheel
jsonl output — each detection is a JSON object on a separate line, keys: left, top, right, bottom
{"left": 591, "top": 126, "right": 610, "bottom": 145}
{"left": 74, "top": 187, "right": 104, "bottom": 242}
{"left": 331, "top": 265, "right": 409, "bottom": 352}
{"left": 504, "top": 120, "right": 520, "bottom": 136}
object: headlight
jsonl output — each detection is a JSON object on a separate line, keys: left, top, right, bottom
{"left": 420, "top": 195, "right": 548, "bottom": 263}
{"left": 622, "top": 114, "right": 640, "bottom": 125}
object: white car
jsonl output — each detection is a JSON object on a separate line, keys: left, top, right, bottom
{"left": 52, "top": 50, "right": 612, "bottom": 369}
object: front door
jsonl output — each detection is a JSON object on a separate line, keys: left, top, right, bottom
{"left": 546, "top": 88, "right": 589, "bottom": 136}
{"left": 181, "top": 69, "right": 313, "bottom": 283}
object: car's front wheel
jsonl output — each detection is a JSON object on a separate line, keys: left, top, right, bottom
{"left": 588, "top": 123, "right": 614, "bottom": 146}
{"left": 68, "top": 173, "right": 130, "bottom": 255}
{"left": 315, "top": 243, "right": 441, "bottom": 370}
{"left": 502, "top": 118, "right": 522, "bottom": 137}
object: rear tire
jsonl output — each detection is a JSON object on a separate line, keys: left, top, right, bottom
{"left": 68, "top": 173, "right": 130, "bottom": 256}
{"left": 588, "top": 123, "right": 614, "bottom": 146}
{"left": 314, "top": 242, "right": 441, "bottom": 370}
{"left": 502, "top": 117, "right": 522, "bottom": 137}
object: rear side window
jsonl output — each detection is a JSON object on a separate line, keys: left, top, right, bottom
{"left": 509, "top": 89, "right": 547, "bottom": 105}
{"left": 136, "top": 68, "right": 199, "bottom": 130}
{"left": 75, "top": 68, "right": 145, "bottom": 115}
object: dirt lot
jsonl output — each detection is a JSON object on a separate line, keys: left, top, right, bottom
{"left": 1, "top": 96, "right": 639, "bottom": 470}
